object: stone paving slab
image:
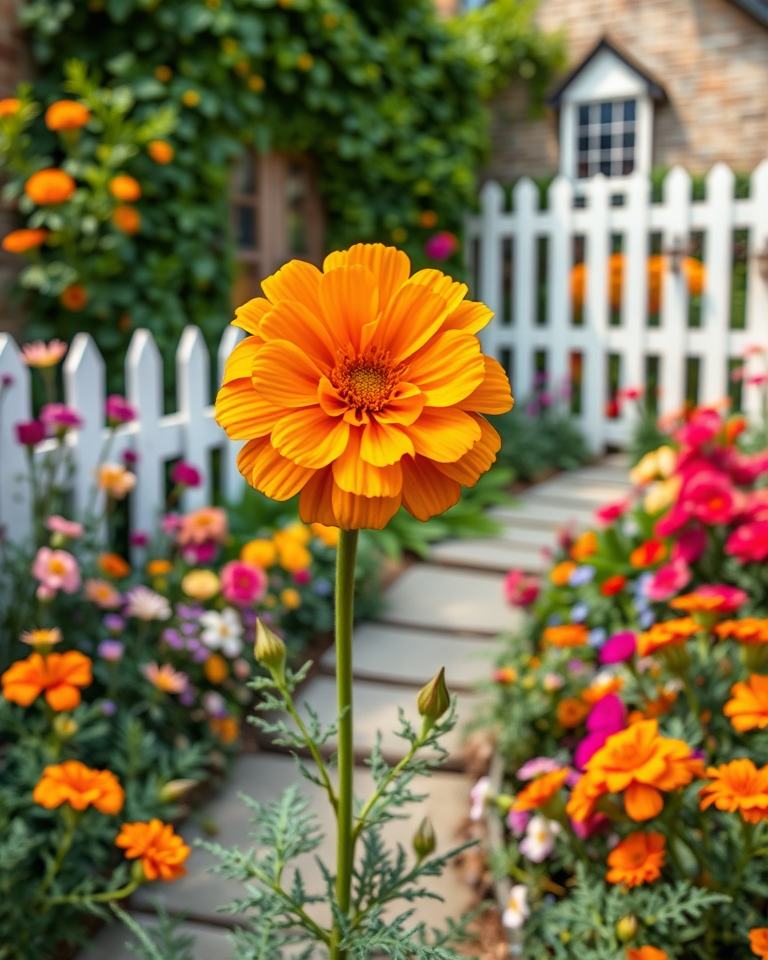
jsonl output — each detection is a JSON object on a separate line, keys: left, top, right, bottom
{"left": 380, "top": 565, "right": 517, "bottom": 635}
{"left": 520, "top": 487, "right": 613, "bottom": 511}
{"left": 561, "top": 466, "right": 633, "bottom": 486}
{"left": 430, "top": 538, "right": 548, "bottom": 573}
{"left": 531, "top": 478, "right": 632, "bottom": 503}
{"left": 495, "top": 523, "right": 560, "bottom": 548}
{"left": 320, "top": 622, "right": 498, "bottom": 689}
{"left": 79, "top": 916, "right": 235, "bottom": 960}
{"left": 133, "top": 753, "right": 474, "bottom": 930}
{"left": 490, "top": 501, "right": 593, "bottom": 530}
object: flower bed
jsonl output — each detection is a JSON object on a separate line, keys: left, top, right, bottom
{"left": 478, "top": 404, "right": 768, "bottom": 960}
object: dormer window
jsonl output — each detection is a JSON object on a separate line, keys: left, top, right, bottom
{"left": 576, "top": 98, "right": 636, "bottom": 179}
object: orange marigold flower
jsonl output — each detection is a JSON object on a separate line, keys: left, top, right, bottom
{"left": 636, "top": 618, "right": 699, "bottom": 657}
{"left": 26, "top": 168, "right": 76, "bottom": 205}
{"left": 109, "top": 175, "right": 142, "bottom": 202}
{"left": 2, "top": 228, "right": 48, "bottom": 253}
{"left": 98, "top": 552, "right": 132, "bottom": 578}
{"left": 204, "top": 653, "right": 228, "bottom": 684}
{"left": 630, "top": 539, "right": 666, "bottom": 568}
{"left": 716, "top": 618, "right": 768, "bottom": 645}
{"left": 570, "top": 530, "right": 598, "bottom": 560}
{"left": 724, "top": 674, "right": 768, "bottom": 732}
{"left": 33, "top": 760, "right": 124, "bottom": 814}
{"left": 750, "top": 929, "right": 768, "bottom": 960}
{"left": 115, "top": 819, "right": 190, "bottom": 881}
{"left": 606, "top": 831, "right": 666, "bottom": 887}
{"left": 566, "top": 770, "right": 606, "bottom": 822}
{"left": 557, "top": 697, "right": 590, "bottom": 728}
{"left": 670, "top": 585, "right": 747, "bottom": 616}
{"left": 311, "top": 521, "right": 339, "bottom": 546}
{"left": 146, "top": 559, "right": 173, "bottom": 576}
{"left": 209, "top": 715, "right": 239, "bottom": 743}
{"left": 2, "top": 651, "right": 92, "bottom": 711}
{"left": 241, "top": 538, "right": 278, "bottom": 567}
{"left": 582, "top": 675, "right": 624, "bottom": 705}
{"left": 0, "top": 97, "right": 20, "bottom": 117}
{"left": 512, "top": 768, "right": 570, "bottom": 812}
{"left": 148, "top": 139, "right": 174, "bottom": 164}
{"left": 627, "top": 948, "right": 669, "bottom": 960}
{"left": 542, "top": 623, "right": 589, "bottom": 648}
{"left": 113, "top": 205, "right": 141, "bottom": 235}
{"left": 45, "top": 100, "right": 91, "bottom": 131}
{"left": 550, "top": 560, "right": 576, "bottom": 586}
{"left": 700, "top": 759, "right": 768, "bottom": 823}
{"left": 571, "top": 719, "right": 702, "bottom": 822}
{"left": 59, "top": 284, "right": 88, "bottom": 311}
{"left": 214, "top": 244, "right": 514, "bottom": 530}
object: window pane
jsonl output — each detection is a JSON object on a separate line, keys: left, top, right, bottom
{"left": 579, "top": 105, "right": 589, "bottom": 126}
{"left": 623, "top": 131, "right": 635, "bottom": 148}
{"left": 574, "top": 99, "right": 637, "bottom": 179}
{"left": 624, "top": 100, "right": 636, "bottom": 122}
{"left": 235, "top": 204, "right": 257, "bottom": 249}
{"left": 600, "top": 102, "right": 612, "bottom": 124}
{"left": 233, "top": 153, "right": 257, "bottom": 196}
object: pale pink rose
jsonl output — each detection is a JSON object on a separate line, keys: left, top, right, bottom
{"left": 644, "top": 558, "right": 691, "bottom": 602}
{"left": 32, "top": 547, "right": 81, "bottom": 594}
{"left": 46, "top": 515, "right": 84, "bottom": 539}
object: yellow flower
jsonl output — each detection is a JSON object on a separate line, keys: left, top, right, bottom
{"left": 182, "top": 90, "right": 201, "bottom": 107}
{"left": 240, "top": 538, "right": 277, "bottom": 568}
{"left": 181, "top": 569, "right": 220, "bottom": 601}
{"left": 311, "top": 522, "right": 339, "bottom": 547}
{"left": 629, "top": 445, "right": 676, "bottom": 486}
{"left": 297, "top": 53, "right": 314, "bottom": 71}
{"left": 643, "top": 476, "right": 681, "bottom": 514}
{"left": 280, "top": 588, "right": 301, "bottom": 610}
{"left": 20, "top": 627, "right": 63, "bottom": 649}
{"left": 248, "top": 75, "right": 265, "bottom": 92}
{"left": 273, "top": 531, "right": 312, "bottom": 572}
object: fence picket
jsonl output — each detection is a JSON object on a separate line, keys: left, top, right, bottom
{"left": 63, "top": 333, "right": 106, "bottom": 521}
{"left": 0, "top": 335, "right": 32, "bottom": 543}
{"left": 176, "top": 325, "right": 213, "bottom": 513}
{"left": 702, "top": 164, "right": 735, "bottom": 404}
{"left": 217, "top": 325, "right": 245, "bottom": 506}
{"left": 659, "top": 166, "right": 692, "bottom": 417}
{"left": 511, "top": 177, "right": 537, "bottom": 399}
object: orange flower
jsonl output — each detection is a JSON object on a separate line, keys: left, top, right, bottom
{"left": 700, "top": 759, "right": 768, "bottom": 823}
{"left": 750, "top": 929, "right": 768, "bottom": 960}
{"left": 204, "top": 653, "right": 228, "bottom": 684}
{"left": 2, "top": 651, "right": 92, "bottom": 711}
{"left": 25, "top": 168, "right": 76, "bottom": 205}
{"left": 550, "top": 560, "right": 576, "bottom": 586}
{"left": 630, "top": 539, "right": 666, "bottom": 568}
{"left": 115, "top": 819, "right": 190, "bottom": 881}
{"left": 557, "top": 697, "right": 590, "bottom": 728}
{"left": 312, "top": 521, "right": 339, "bottom": 546}
{"left": 209, "top": 715, "right": 239, "bottom": 743}
{"left": 113, "top": 205, "right": 141, "bottom": 234}
{"left": 146, "top": 559, "right": 173, "bottom": 576}
{"left": 582, "top": 675, "right": 624, "bottom": 705}
{"left": 148, "top": 139, "right": 174, "bottom": 164}
{"left": 627, "top": 948, "right": 668, "bottom": 960}
{"left": 566, "top": 771, "right": 606, "bottom": 822}
{"left": 636, "top": 618, "right": 699, "bottom": 657}
{"left": 716, "top": 618, "right": 768, "bottom": 645}
{"left": 0, "top": 97, "right": 20, "bottom": 117}
{"left": 109, "top": 175, "right": 141, "bottom": 202}
{"left": 273, "top": 530, "right": 312, "bottom": 572}
{"left": 542, "top": 623, "right": 589, "bottom": 648}
{"left": 214, "top": 244, "right": 513, "bottom": 530}
{"left": 178, "top": 506, "right": 228, "bottom": 545}
{"left": 570, "top": 530, "right": 597, "bottom": 560}
{"left": 606, "top": 831, "right": 666, "bottom": 887}
{"left": 2, "top": 228, "right": 48, "bottom": 253}
{"left": 45, "top": 100, "right": 91, "bottom": 131}
{"left": 241, "top": 538, "right": 278, "bottom": 567}
{"left": 724, "top": 674, "right": 768, "bottom": 732}
{"left": 418, "top": 210, "right": 438, "bottom": 228}
{"left": 512, "top": 768, "right": 570, "bottom": 811}
{"left": 98, "top": 552, "right": 132, "bottom": 578}
{"left": 569, "top": 719, "right": 702, "bottom": 822}
{"left": 33, "top": 760, "right": 124, "bottom": 814}
{"left": 600, "top": 574, "right": 627, "bottom": 597}
{"left": 143, "top": 662, "right": 188, "bottom": 694}
{"left": 59, "top": 284, "right": 88, "bottom": 311}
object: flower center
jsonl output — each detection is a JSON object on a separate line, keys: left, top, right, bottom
{"left": 49, "top": 559, "right": 67, "bottom": 575}
{"left": 331, "top": 349, "right": 406, "bottom": 417}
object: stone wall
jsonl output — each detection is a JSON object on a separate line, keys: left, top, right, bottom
{"left": 485, "top": 0, "right": 768, "bottom": 184}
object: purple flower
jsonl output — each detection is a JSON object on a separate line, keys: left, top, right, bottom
{"left": 179, "top": 687, "right": 195, "bottom": 707}
{"left": 639, "top": 609, "right": 656, "bottom": 629}
{"left": 170, "top": 461, "right": 202, "bottom": 487}
{"left": 181, "top": 622, "right": 198, "bottom": 637}
{"left": 424, "top": 231, "right": 459, "bottom": 261}
{"left": 40, "top": 403, "right": 83, "bottom": 432}
{"left": 569, "top": 565, "right": 595, "bottom": 587}
{"left": 162, "top": 628, "right": 185, "bottom": 651}
{"left": 588, "top": 627, "right": 607, "bottom": 647}
{"left": 106, "top": 394, "right": 137, "bottom": 425}
{"left": 570, "top": 602, "right": 589, "bottom": 623}
{"left": 97, "top": 639, "right": 125, "bottom": 662}
{"left": 567, "top": 658, "right": 588, "bottom": 676}
{"left": 103, "top": 614, "right": 125, "bottom": 633}
{"left": 202, "top": 690, "right": 228, "bottom": 718}
{"left": 600, "top": 631, "right": 637, "bottom": 665}
{"left": 100, "top": 699, "right": 117, "bottom": 716}
{"left": 130, "top": 531, "right": 149, "bottom": 547}
{"left": 539, "top": 391, "right": 553, "bottom": 407}
{"left": 123, "top": 449, "right": 139, "bottom": 467}
{"left": 176, "top": 602, "right": 204, "bottom": 620}
{"left": 15, "top": 420, "right": 46, "bottom": 446}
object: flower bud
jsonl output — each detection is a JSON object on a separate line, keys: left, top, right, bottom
{"left": 413, "top": 817, "right": 436, "bottom": 862}
{"left": 417, "top": 667, "right": 450, "bottom": 723}
{"left": 159, "top": 779, "right": 198, "bottom": 803}
{"left": 255, "top": 618, "right": 286, "bottom": 678}
{"left": 616, "top": 914, "right": 638, "bottom": 943}
{"left": 53, "top": 715, "right": 78, "bottom": 740}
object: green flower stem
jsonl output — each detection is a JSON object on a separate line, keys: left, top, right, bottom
{"left": 352, "top": 729, "right": 425, "bottom": 845}
{"left": 275, "top": 680, "right": 338, "bottom": 813}
{"left": 330, "top": 528, "right": 358, "bottom": 960}
{"left": 45, "top": 878, "right": 141, "bottom": 908}
{"left": 37, "top": 808, "right": 82, "bottom": 902}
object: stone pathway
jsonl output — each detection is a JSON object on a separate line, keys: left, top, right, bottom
{"left": 80, "top": 457, "right": 631, "bottom": 958}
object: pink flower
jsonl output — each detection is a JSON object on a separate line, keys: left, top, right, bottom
{"left": 105, "top": 394, "right": 137, "bottom": 424}
{"left": 654, "top": 504, "right": 689, "bottom": 538}
{"left": 46, "top": 515, "right": 84, "bottom": 539}
{"left": 182, "top": 541, "right": 217, "bottom": 565}
{"left": 594, "top": 498, "right": 630, "bottom": 527}
{"left": 679, "top": 471, "right": 735, "bottom": 525}
{"left": 644, "top": 558, "right": 691, "bottom": 601}
{"left": 670, "top": 526, "right": 707, "bottom": 564}
{"left": 424, "top": 231, "right": 459, "bottom": 261}
{"left": 161, "top": 513, "right": 183, "bottom": 535}
{"left": 85, "top": 578, "right": 123, "bottom": 609}
{"left": 673, "top": 408, "right": 721, "bottom": 448}
{"left": 32, "top": 547, "right": 81, "bottom": 595}
{"left": 673, "top": 583, "right": 747, "bottom": 614}
{"left": 40, "top": 403, "right": 83, "bottom": 432}
{"left": 748, "top": 373, "right": 768, "bottom": 386}
{"left": 178, "top": 506, "right": 228, "bottom": 546}
{"left": 170, "top": 461, "right": 202, "bottom": 487}
{"left": 517, "top": 757, "right": 562, "bottom": 781}
{"left": 571, "top": 812, "right": 610, "bottom": 839}
{"left": 16, "top": 420, "right": 46, "bottom": 446}
{"left": 470, "top": 776, "right": 491, "bottom": 821}
{"left": 726, "top": 520, "right": 768, "bottom": 563}
{"left": 293, "top": 569, "right": 311, "bottom": 586}
{"left": 727, "top": 451, "right": 768, "bottom": 486}
{"left": 618, "top": 386, "right": 643, "bottom": 401}
{"left": 599, "top": 631, "right": 636, "bottom": 665}
{"left": 220, "top": 560, "right": 268, "bottom": 606}
{"left": 503, "top": 569, "right": 540, "bottom": 607}
{"left": 574, "top": 694, "right": 626, "bottom": 769}
{"left": 507, "top": 809, "right": 530, "bottom": 837}
{"left": 21, "top": 339, "right": 67, "bottom": 368}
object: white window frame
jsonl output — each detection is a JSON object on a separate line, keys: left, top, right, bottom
{"left": 558, "top": 47, "right": 654, "bottom": 182}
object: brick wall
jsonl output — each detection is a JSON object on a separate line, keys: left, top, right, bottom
{"left": 0, "top": 0, "right": 28, "bottom": 338}
{"left": 484, "top": 0, "right": 768, "bottom": 184}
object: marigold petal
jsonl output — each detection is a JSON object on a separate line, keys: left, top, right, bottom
{"left": 359, "top": 418, "right": 415, "bottom": 466}
{"left": 374, "top": 383, "right": 426, "bottom": 427}
{"left": 404, "top": 407, "right": 481, "bottom": 463}
{"left": 259, "top": 300, "right": 335, "bottom": 371}
{"left": 215, "top": 381, "right": 284, "bottom": 440}
{"left": 319, "top": 265, "right": 379, "bottom": 353}
{"left": 271, "top": 407, "right": 350, "bottom": 469}
{"left": 457, "top": 356, "right": 514, "bottom": 414}
{"left": 299, "top": 467, "right": 339, "bottom": 526}
{"left": 222, "top": 336, "right": 262, "bottom": 385}
{"left": 369, "top": 283, "right": 449, "bottom": 363}
{"left": 236, "top": 437, "right": 269, "bottom": 483}
{"left": 318, "top": 377, "right": 349, "bottom": 418}
{"left": 45, "top": 684, "right": 82, "bottom": 711}
{"left": 261, "top": 260, "right": 323, "bottom": 317}
{"left": 435, "top": 414, "right": 501, "bottom": 486}
{"left": 441, "top": 299, "right": 494, "bottom": 335}
{"left": 332, "top": 429, "right": 403, "bottom": 497}
{"left": 406, "top": 330, "right": 484, "bottom": 406}
{"left": 624, "top": 782, "right": 664, "bottom": 821}
{"left": 233, "top": 297, "right": 271, "bottom": 335}
{"left": 407, "top": 268, "right": 468, "bottom": 313}
{"left": 252, "top": 340, "right": 322, "bottom": 408}
{"left": 331, "top": 484, "right": 401, "bottom": 530}
{"left": 401, "top": 455, "right": 462, "bottom": 521}
{"left": 323, "top": 242, "right": 410, "bottom": 310}
{"left": 251, "top": 441, "right": 316, "bottom": 500}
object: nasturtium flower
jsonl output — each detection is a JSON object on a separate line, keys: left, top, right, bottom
{"left": 606, "top": 832, "right": 666, "bottom": 887}
{"left": 59, "top": 283, "right": 88, "bottom": 311}
{"left": 34, "top": 760, "right": 124, "bottom": 814}
{"left": 215, "top": 244, "right": 513, "bottom": 529}
{"left": 115, "top": 819, "right": 190, "bottom": 881}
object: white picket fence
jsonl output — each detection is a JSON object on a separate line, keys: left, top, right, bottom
{"left": 469, "top": 162, "right": 768, "bottom": 451}
{"left": 0, "top": 324, "right": 245, "bottom": 548}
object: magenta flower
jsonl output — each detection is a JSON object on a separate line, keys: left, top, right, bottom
{"left": 670, "top": 525, "right": 707, "bottom": 564}
{"left": 220, "top": 560, "right": 268, "bottom": 606}
{"left": 507, "top": 809, "right": 530, "bottom": 837}
{"left": 293, "top": 569, "right": 311, "bottom": 586}
{"left": 16, "top": 420, "right": 46, "bottom": 446}
{"left": 170, "top": 461, "right": 202, "bottom": 487}
{"left": 182, "top": 540, "right": 217, "bottom": 565}
{"left": 644, "top": 558, "right": 691, "bottom": 602}
{"left": 130, "top": 532, "right": 149, "bottom": 547}
{"left": 424, "top": 231, "right": 459, "bottom": 261}
{"left": 574, "top": 694, "right": 625, "bottom": 769}
{"left": 594, "top": 498, "right": 630, "bottom": 527}
{"left": 105, "top": 394, "right": 137, "bottom": 425}
{"left": 673, "top": 408, "right": 721, "bottom": 448}
{"left": 40, "top": 403, "right": 83, "bottom": 432}
{"left": 503, "top": 569, "right": 540, "bottom": 607}
{"left": 32, "top": 546, "right": 81, "bottom": 595}
{"left": 726, "top": 520, "right": 768, "bottom": 563}
{"left": 680, "top": 470, "right": 735, "bottom": 525}
{"left": 599, "top": 631, "right": 636, "bottom": 665}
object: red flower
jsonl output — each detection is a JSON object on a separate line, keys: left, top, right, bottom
{"left": 600, "top": 575, "right": 626, "bottom": 597}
